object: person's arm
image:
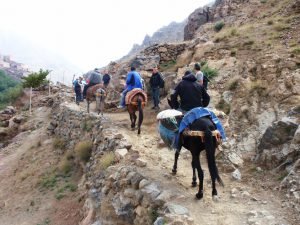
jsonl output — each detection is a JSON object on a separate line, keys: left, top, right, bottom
{"left": 126, "top": 72, "right": 133, "bottom": 86}
{"left": 170, "top": 84, "right": 180, "bottom": 109}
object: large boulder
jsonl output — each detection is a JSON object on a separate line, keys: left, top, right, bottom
{"left": 184, "top": 7, "right": 212, "bottom": 41}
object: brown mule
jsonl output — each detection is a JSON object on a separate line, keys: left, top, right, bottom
{"left": 126, "top": 91, "right": 147, "bottom": 135}
{"left": 86, "top": 84, "right": 105, "bottom": 114}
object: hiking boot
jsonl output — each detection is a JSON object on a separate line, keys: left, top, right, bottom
{"left": 117, "top": 105, "right": 125, "bottom": 109}
{"left": 151, "top": 106, "right": 156, "bottom": 109}
{"left": 154, "top": 106, "right": 160, "bottom": 110}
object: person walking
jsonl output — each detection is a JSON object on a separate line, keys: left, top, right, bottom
{"left": 170, "top": 70, "right": 210, "bottom": 112}
{"left": 73, "top": 76, "right": 83, "bottom": 105}
{"left": 102, "top": 70, "right": 112, "bottom": 88}
{"left": 149, "top": 66, "right": 164, "bottom": 110}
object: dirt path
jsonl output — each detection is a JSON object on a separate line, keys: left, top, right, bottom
{"left": 106, "top": 110, "right": 294, "bottom": 225}
{"left": 0, "top": 107, "right": 82, "bottom": 225}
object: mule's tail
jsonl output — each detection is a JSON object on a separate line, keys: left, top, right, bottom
{"left": 204, "top": 129, "right": 224, "bottom": 187}
{"left": 137, "top": 96, "right": 143, "bottom": 134}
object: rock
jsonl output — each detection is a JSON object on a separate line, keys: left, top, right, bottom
{"left": 115, "top": 148, "right": 128, "bottom": 160}
{"left": 136, "top": 158, "right": 147, "bottom": 167}
{"left": 154, "top": 217, "right": 165, "bottom": 225}
{"left": 91, "top": 221, "right": 102, "bottom": 225}
{"left": 139, "top": 179, "right": 150, "bottom": 189}
{"left": 232, "top": 169, "right": 241, "bottom": 181}
{"left": 0, "top": 127, "right": 9, "bottom": 137}
{"left": 141, "top": 182, "right": 161, "bottom": 200}
{"left": 12, "top": 115, "right": 25, "bottom": 124}
{"left": 165, "top": 203, "right": 189, "bottom": 216}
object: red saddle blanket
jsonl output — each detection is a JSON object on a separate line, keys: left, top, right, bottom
{"left": 125, "top": 88, "right": 147, "bottom": 105}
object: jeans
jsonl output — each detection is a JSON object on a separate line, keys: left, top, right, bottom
{"left": 119, "top": 89, "right": 129, "bottom": 107}
{"left": 152, "top": 87, "right": 160, "bottom": 107}
{"left": 75, "top": 90, "right": 82, "bottom": 103}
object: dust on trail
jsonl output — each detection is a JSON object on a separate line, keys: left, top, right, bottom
{"left": 0, "top": 107, "right": 82, "bottom": 225}
{"left": 106, "top": 108, "right": 293, "bottom": 225}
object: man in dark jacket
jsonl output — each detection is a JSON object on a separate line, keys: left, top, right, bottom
{"left": 73, "top": 77, "right": 83, "bottom": 105}
{"left": 149, "top": 66, "right": 164, "bottom": 110}
{"left": 83, "top": 68, "right": 102, "bottom": 99}
{"left": 170, "top": 70, "right": 210, "bottom": 112}
{"left": 102, "top": 70, "right": 111, "bottom": 88}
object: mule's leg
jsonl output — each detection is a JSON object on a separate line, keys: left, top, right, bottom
{"left": 204, "top": 130, "right": 219, "bottom": 197}
{"left": 172, "top": 150, "right": 180, "bottom": 175}
{"left": 129, "top": 113, "right": 135, "bottom": 129}
{"left": 133, "top": 112, "right": 137, "bottom": 129}
{"left": 87, "top": 101, "right": 90, "bottom": 113}
{"left": 191, "top": 160, "right": 197, "bottom": 187}
{"left": 193, "top": 151, "right": 204, "bottom": 200}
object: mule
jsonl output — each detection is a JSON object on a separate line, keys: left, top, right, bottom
{"left": 158, "top": 109, "right": 224, "bottom": 200}
{"left": 86, "top": 84, "right": 106, "bottom": 114}
{"left": 127, "top": 93, "right": 145, "bottom": 135}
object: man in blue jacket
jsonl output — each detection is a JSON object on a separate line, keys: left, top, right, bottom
{"left": 117, "top": 66, "right": 143, "bottom": 108}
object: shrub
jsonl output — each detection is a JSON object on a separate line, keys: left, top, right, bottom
{"left": 273, "top": 23, "right": 289, "bottom": 32}
{"left": 82, "top": 120, "right": 92, "bottom": 132}
{"left": 39, "top": 174, "right": 57, "bottom": 190}
{"left": 267, "top": 20, "right": 273, "bottom": 25}
{"left": 75, "top": 141, "right": 93, "bottom": 162}
{"left": 230, "top": 49, "right": 237, "bottom": 56}
{"left": 230, "top": 28, "right": 238, "bottom": 36}
{"left": 201, "top": 64, "right": 218, "bottom": 79}
{"left": 159, "top": 60, "right": 177, "bottom": 72}
{"left": 53, "top": 138, "right": 66, "bottom": 149}
{"left": 249, "top": 80, "right": 268, "bottom": 95}
{"left": 214, "top": 21, "right": 225, "bottom": 32}
{"left": 59, "top": 157, "right": 73, "bottom": 175}
{"left": 216, "top": 98, "right": 231, "bottom": 115}
{"left": 291, "top": 48, "right": 300, "bottom": 55}
{"left": 260, "top": 0, "right": 267, "bottom": 3}
{"left": 99, "top": 151, "right": 115, "bottom": 170}
{"left": 227, "top": 78, "right": 239, "bottom": 91}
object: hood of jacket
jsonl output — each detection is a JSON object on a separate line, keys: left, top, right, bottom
{"left": 182, "top": 73, "right": 197, "bottom": 82}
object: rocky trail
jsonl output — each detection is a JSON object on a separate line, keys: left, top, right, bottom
{"left": 0, "top": 96, "right": 297, "bottom": 225}
{"left": 103, "top": 108, "right": 294, "bottom": 225}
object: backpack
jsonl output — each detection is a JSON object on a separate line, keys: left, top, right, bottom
{"left": 159, "top": 73, "right": 165, "bottom": 88}
{"left": 203, "top": 74, "right": 210, "bottom": 90}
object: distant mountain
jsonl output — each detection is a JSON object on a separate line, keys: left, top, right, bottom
{"left": 0, "top": 31, "right": 82, "bottom": 85}
{"left": 124, "top": 20, "right": 187, "bottom": 58}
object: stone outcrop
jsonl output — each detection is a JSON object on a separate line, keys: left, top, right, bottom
{"left": 126, "top": 21, "right": 186, "bottom": 57}
{"left": 184, "top": 7, "right": 212, "bottom": 41}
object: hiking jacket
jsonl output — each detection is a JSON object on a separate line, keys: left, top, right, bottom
{"left": 102, "top": 74, "right": 111, "bottom": 85}
{"left": 126, "top": 71, "right": 143, "bottom": 91}
{"left": 73, "top": 80, "right": 81, "bottom": 92}
{"left": 150, "top": 72, "right": 163, "bottom": 88}
{"left": 170, "top": 73, "right": 210, "bottom": 111}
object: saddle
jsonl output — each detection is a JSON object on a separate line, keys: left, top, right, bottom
{"left": 183, "top": 129, "right": 222, "bottom": 145}
{"left": 125, "top": 88, "right": 147, "bottom": 106}
{"left": 87, "top": 84, "right": 103, "bottom": 95}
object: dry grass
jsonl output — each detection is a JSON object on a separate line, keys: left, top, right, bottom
{"left": 248, "top": 80, "right": 268, "bottom": 96}
{"left": 99, "top": 151, "right": 115, "bottom": 170}
{"left": 53, "top": 138, "right": 66, "bottom": 149}
{"left": 216, "top": 98, "right": 231, "bottom": 115}
{"left": 227, "top": 77, "right": 240, "bottom": 91}
{"left": 74, "top": 141, "right": 93, "bottom": 162}
{"left": 59, "top": 154, "right": 74, "bottom": 175}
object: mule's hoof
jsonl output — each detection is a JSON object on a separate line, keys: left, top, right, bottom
{"left": 191, "top": 181, "right": 197, "bottom": 187}
{"left": 212, "top": 195, "right": 220, "bottom": 202}
{"left": 171, "top": 169, "right": 177, "bottom": 175}
{"left": 195, "top": 192, "right": 203, "bottom": 200}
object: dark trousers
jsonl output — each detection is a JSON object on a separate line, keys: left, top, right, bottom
{"left": 152, "top": 87, "right": 160, "bottom": 107}
{"left": 75, "top": 90, "right": 82, "bottom": 103}
{"left": 83, "top": 83, "right": 95, "bottom": 98}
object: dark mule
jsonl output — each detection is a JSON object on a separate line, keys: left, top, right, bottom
{"left": 171, "top": 116, "right": 224, "bottom": 200}
{"left": 160, "top": 102, "right": 224, "bottom": 200}
{"left": 127, "top": 93, "right": 146, "bottom": 135}
{"left": 86, "top": 84, "right": 105, "bottom": 114}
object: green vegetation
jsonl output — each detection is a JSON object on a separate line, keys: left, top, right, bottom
{"left": 99, "top": 151, "right": 115, "bottom": 170}
{"left": 214, "top": 21, "right": 225, "bottom": 32}
{"left": 82, "top": 120, "right": 93, "bottom": 131}
{"left": 39, "top": 173, "right": 58, "bottom": 190}
{"left": 55, "top": 183, "right": 77, "bottom": 200}
{"left": 200, "top": 62, "right": 218, "bottom": 79}
{"left": 291, "top": 48, "right": 300, "bottom": 55}
{"left": 75, "top": 141, "right": 93, "bottom": 162}
{"left": 37, "top": 218, "right": 51, "bottom": 225}
{"left": 22, "top": 69, "right": 50, "bottom": 89}
{"left": 0, "top": 70, "right": 23, "bottom": 109}
{"left": 260, "top": 0, "right": 267, "bottom": 3}
{"left": 149, "top": 207, "right": 159, "bottom": 223}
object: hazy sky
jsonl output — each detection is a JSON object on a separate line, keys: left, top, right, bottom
{"left": 0, "top": 0, "right": 212, "bottom": 71}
